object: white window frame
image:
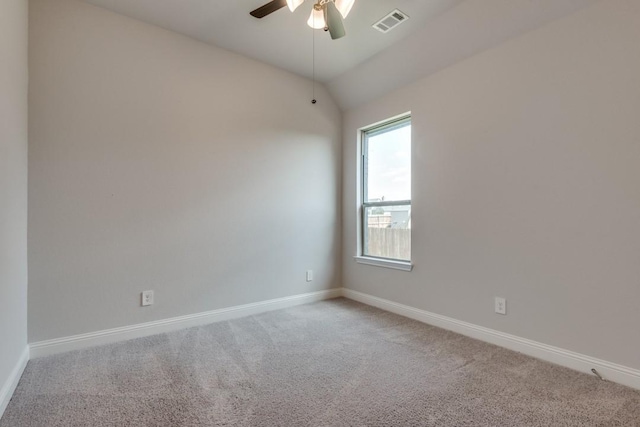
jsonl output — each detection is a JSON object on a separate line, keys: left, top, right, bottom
{"left": 354, "top": 114, "right": 413, "bottom": 271}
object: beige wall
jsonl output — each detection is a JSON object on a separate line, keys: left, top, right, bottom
{"left": 0, "top": 0, "right": 29, "bottom": 401}
{"left": 25, "top": 0, "right": 640, "bottom": 375}
{"left": 343, "top": 0, "right": 640, "bottom": 370}
{"left": 28, "top": 0, "right": 342, "bottom": 342}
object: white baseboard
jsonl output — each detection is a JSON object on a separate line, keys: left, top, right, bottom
{"left": 30, "top": 288, "right": 342, "bottom": 359}
{"left": 26, "top": 287, "right": 640, "bottom": 392}
{"left": 0, "top": 346, "right": 29, "bottom": 420}
{"left": 342, "top": 288, "right": 640, "bottom": 391}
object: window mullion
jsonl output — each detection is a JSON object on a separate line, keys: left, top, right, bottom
{"left": 363, "top": 200, "right": 411, "bottom": 208}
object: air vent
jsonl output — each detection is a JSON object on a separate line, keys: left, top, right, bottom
{"left": 372, "top": 9, "right": 409, "bottom": 33}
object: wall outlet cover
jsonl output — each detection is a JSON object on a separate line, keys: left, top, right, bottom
{"left": 495, "top": 297, "right": 506, "bottom": 315}
{"left": 142, "top": 290, "right": 154, "bottom": 306}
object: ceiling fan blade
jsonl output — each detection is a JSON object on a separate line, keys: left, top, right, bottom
{"left": 250, "top": 0, "right": 287, "bottom": 18}
{"left": 326, "top": 2, "right": 346, "bottom": 40}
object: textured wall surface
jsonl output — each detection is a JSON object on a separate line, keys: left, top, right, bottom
{"left": 0, "top": 0, "right": 29, "bottom": 403}
{"left": 343, "top": 0, "right": 640, "bottom": 370}
{"left": 28, "top": 0, "right": 342, "bottom": 341}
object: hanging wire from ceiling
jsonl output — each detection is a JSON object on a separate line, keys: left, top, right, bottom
{"left": 311, "top": 3, "right": 317, "bottom": 105}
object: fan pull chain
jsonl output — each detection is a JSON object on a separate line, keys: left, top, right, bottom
{"left": 311, "top": 5, "right": 317, "bottom": 104}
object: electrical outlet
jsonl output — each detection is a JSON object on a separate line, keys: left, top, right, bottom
{"left": 141, "top": 290, "right": 154, "bottom": 306}
{"left": 494, "top": 297, "right": 506, "bottom": 315}
{"left": 306, "top": 270, "right": 313, "bottom": 282}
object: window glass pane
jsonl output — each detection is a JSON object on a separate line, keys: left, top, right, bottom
{"left": 363, "top": 205, "right": 411, "bottom": 261}
{"left": 365, "top": 123, "right": 411, "bottom": 203}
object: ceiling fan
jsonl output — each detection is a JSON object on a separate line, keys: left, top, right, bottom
{"left": 250, "top": 0, "right": 355, "bottom": 40}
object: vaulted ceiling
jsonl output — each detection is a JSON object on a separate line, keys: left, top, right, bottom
{"left": 82, "top": 0, "right": 597, "bottom": 109}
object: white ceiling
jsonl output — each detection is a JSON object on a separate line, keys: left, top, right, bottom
{"left": 82, "top": 0, "right": 597, "bottom": 110}
{"left": 82, "top": 0, "right": 465, "bottom": 81}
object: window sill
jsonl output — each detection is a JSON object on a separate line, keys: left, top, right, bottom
{"left": 353, "top": 256, "right": 413, "bottom": 272}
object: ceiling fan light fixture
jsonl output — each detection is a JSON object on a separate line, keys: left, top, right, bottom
{"left": 334, "top": 0, "right": 354, "bottom": 18}
{"left": 286, "top": 0, "right": 304, "bottom": 12}
{"left": 307, "top": 4, "right": 326, "bottom": 29}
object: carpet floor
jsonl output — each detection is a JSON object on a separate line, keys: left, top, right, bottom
{"left": 2, "top": 298, "right": 639, "bottom": 426}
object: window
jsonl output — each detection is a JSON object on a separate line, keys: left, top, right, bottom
{"left": 358, "top": 115, "right": 411, "bottom": 269}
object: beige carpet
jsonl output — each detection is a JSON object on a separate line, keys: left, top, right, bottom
{"left": 2, "top": 298, "right": 639, "bottom": 426}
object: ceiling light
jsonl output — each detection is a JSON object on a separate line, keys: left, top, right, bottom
{"left": 286, "top": 0, "right": 304, "bottom": 12}
{"left": 250, "top": 0, "right": 351, "bottom": 40}
{"left": 334, "top": 0, "right": 354, "bottom": 18}
{"left": 307, "top": 4, "right": 326, "bottom": 29}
